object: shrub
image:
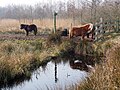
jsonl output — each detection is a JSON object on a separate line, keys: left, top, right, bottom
{"left": 58, "top": 40, "right": 76, "bottom": 57}
{"left": 75, "top": 40, "right": 94, "bottom": 55}
{"left": 47, "top": 32, "right": 61, "bottom": 44}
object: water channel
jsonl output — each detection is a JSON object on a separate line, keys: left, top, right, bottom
{"left": 1, "top": 59, "right": 88, "bottom": 90}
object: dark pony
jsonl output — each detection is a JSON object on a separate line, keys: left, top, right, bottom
{"left": 20, "top": 24, "right": 37, "bottom": 36}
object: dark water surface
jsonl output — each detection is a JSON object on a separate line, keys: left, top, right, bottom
{"left": 1, "top": 60, "right": 88, "bottom": 90}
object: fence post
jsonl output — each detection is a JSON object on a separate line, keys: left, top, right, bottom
{"left": 116, "top": 17, "right": 119, "bottom": 32}
{"left": 99, "top": 18, "right": 104, "bottom": 34}
{"left": 94, "top": 18, "right": 103, "bottom": 41}
{"left": 94, "top": 22, "right": 98, "bottom": 41}
{"left": 53, "top": 11, "right": 58, "bottom": 33}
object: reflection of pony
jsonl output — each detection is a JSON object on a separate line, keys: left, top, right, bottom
{"left": 20, "top": 24, "right": 37, "bottom": 36}
{"left": 69, "top": 60, "right": 95, "bottom": 72}
{"left": 69, "top": 23, "right": 95, "bottom": 39}
{"left": 69, "top": 60, "right": 88, "bottom": 71}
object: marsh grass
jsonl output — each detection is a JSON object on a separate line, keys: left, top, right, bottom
{"left": 0, "top": 39, "right": 52, "bottom": 85}
{"left": 58, "top": 39, "right": 76, "bottom": 57}
{"left": 47, "top": 32, "right": 62, "bottom": 45}
{"left": 75, "top": 40, "right": 95, "bottom": 55}
{"left": 76, "top": 34, "right": 120, "bottom": 90}
{"left": 77, "top": 44, "right": 120, "bottom": 90}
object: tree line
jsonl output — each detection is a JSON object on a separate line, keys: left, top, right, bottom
{"left": 0, "top": 0, "right": 120, "bottom": 24}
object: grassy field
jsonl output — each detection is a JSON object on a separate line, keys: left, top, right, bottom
{"left": 0, "top": 19, "right": 74, "bottom": 32}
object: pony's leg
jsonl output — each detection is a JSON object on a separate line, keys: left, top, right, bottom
{"left": 91, "top": 32, "right": 95, "bottom": 39}
{"left": 34, "top": 28, "right": 37, "bottom": 36}
{"left": 69, "top": 32, "right": 72, "bottom": 38}
{"left": 34, "top": 30, "right": 37, "bottom": 35}
{"left": 92, "top": 33, "right": 93, "bottom": 39}
{"left": 26, "top": 31, "right": 29, "bottom": 36}
{"left": 82, "top": 34, "right": 85, "bottom": 40}
{"left": 86, "top": 33, "right": 89, "bottom": 38}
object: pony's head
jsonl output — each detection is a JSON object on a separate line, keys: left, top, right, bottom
{"left": 20, "top": 24, "right": 28, "bottom": 30}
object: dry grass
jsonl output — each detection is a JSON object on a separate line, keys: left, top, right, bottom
{"left": 0, "top": 39, "right": 55, "bottom": 84}
{"left": 1, "top": 19, "right": 120, "bottom": 89}
{"left": 77, "top": 44, "right": 120, "bottom": 90}
{"left": 76, "top": 35, "right": 120, "bottom": 90}
{"left": 0, "top": 19, "right": 73, "bottom": 33}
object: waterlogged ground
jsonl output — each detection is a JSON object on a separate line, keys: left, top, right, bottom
{"left": 2, "top": 60, "right": 88, "bottom": 90}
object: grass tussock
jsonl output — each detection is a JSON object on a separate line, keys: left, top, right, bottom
{"left": 56, "top": 39, "right": 96, "bottom": 59}
{"left": 75, "top": 40, "right": 94, "bottom": 55}
{"left": 0, "top": 39, "right": 52, "bottom": 85}
{"left": 58, "top": 39, "right": 76, "bottom": 57}
{"left": 47, "top": 32, "right": 61, "bottom": 45}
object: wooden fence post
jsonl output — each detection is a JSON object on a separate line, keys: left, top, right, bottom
{"left": 53, "top": 11, "right": 58, "bottom": 33}
{"left": 95, "top": 17, "right": 120, "bottom": 42}
{"left": 94, "top": 18, "right": 104, "bottom": 41}
{"left": 116, "top": 17, "right": 119, "bottom": 32}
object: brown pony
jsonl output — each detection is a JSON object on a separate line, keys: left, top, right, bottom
{"left": 69, "top": 23, "right": 95, "bottom": 39}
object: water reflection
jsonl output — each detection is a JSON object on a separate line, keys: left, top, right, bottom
{"left": 1, "top": 59, "right": 88, "bottom": 90}
{"left": 70, "top": 60, "right": 89, "bottom": 71}
{"left": 55, "top": 61, "right": 58, "bottom": 83}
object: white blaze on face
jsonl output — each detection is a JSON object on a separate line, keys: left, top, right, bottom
{"left": 88, "top": 23, "right": 93, "bottom": 33}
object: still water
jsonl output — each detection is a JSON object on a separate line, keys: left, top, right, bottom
{"left": 2, "top": 59, "right": 88, "bottom": 90}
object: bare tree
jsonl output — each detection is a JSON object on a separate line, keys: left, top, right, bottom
{"left": 0, "top": 0, "right": 120, "bottom": 25}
